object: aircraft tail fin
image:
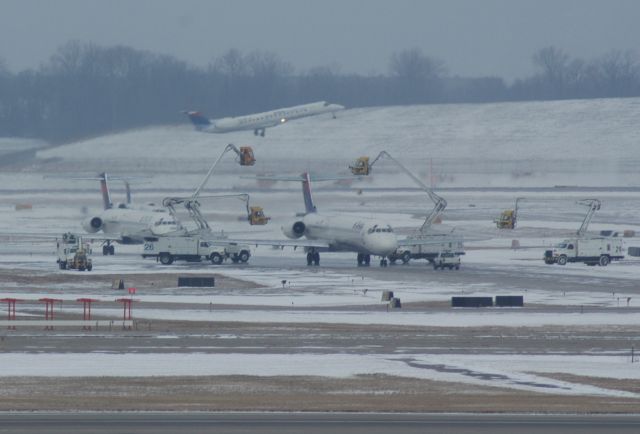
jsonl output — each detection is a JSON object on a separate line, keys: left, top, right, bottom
{"left": 183, "top": 111, "right": 212, "bottom": 130}
{"left": 302, "top": 172, "right": 317, "bottom": 214}
{"left": 98, "top": 172, "right": 113, "bottom": 210}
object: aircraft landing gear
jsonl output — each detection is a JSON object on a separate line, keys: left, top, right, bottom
{"left": 254, "top": 128, "right": 266, "bottom": 137}
{"left": 379, "top": 258, "right": 388, "bottom": 267}
{"left": 307, "top": 251, "right": 320, "bottom": 266}
{"left": 102, "top": 243, "right": 115, "bottom": 256}
{"left": 357, "top": 253, "right": 371, "bottom": 267}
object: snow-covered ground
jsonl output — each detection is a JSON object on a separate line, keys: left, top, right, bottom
{"left": 2, "top": 98, "right": 640, "bottom": 399}
{"left": 0, "top": 352, "right": 637, "bottom": 399}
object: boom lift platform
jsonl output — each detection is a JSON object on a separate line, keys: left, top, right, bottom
{"left": 162, "top": 144, "right": 268, "bottom": 235}
{"left": 350, "top": 152, "right": 447, "bottom": 233}
{"left": 350, "top": 152, "right": 462, "bottom": 265}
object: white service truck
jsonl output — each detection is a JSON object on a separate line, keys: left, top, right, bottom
{"left": 142, "top": 236, "right": 251, "bottom": 265}
{"left": 543, "top": 235, "right": 624, "bottom": 266}
{"left": 389, "top": 235, "right": 465, "bottom": 265}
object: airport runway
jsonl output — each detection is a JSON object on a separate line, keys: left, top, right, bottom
{"left": 1, "top": 413, "right": 640, "bottom": 434}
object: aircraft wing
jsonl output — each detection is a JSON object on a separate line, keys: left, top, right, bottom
{"left": 0, "top": 232, "right": 129, "bottom": 243}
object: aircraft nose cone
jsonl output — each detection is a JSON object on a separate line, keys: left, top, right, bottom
{"left": 368, "top": 234, "right": 398, "bottom": 256}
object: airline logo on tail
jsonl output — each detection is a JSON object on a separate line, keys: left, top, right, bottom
{"left": 184, "top": 111, "right": 212, "bottom": 131}
{"left": 99, "top": 172, "right": 113, "bottom": 210}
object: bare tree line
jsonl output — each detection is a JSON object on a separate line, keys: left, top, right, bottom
{"left": 0, "top": 42, "right": 638, "bottom": 143}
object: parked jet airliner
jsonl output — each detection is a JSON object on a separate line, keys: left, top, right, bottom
{"left": 184, "top": 101, "right": 345, "bottom": 136}
{"left": 231, "top": 172, "right": 453, "bottom": 267}
{"left": 231, "top": 173, "right": 409, "bottom": 267}
{"left": 81, "top": 173, "right": 181, "bottom": 254}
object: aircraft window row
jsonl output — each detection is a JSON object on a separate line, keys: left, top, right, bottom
{"left": 367, "top": 225, "right": 393, "bottom": 234}
{"left": 155, "top": 221, "right": 176, "bottom": 226}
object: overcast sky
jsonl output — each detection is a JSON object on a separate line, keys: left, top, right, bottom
{"left": 1, "top": 0, "right": 639, "bottom": 80}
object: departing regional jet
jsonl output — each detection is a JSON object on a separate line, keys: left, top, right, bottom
{"left": 183, "top": 101, "right": 345, "bottom": 136}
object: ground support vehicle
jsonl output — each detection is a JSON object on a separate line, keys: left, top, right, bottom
{"left": 56, "top": 232, "right": 93, "bottom": 271}
{"left": 142, "top": 236, "right": 251, "bottom": 265}
{"left": 389, "top": 235, "right": 465, "bottom": 265}
{"left": 495, "top": 197, "right": 524, "bottom": 229}
{"left": 432, "top": 250, "right": 461, "bottom": 270}
{"left": 543, "top": 198, "right": 624, "bottom": 266}
{"left": 544, "top": 236, "right": 624, "bottom": 266}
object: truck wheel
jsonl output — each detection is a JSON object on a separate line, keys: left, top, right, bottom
{"left": 239, "top": 250, "right": 250, "bottom": 263}
{"left": 159, "top": 253, "right": 173, "bottom": 265}
{"left": 455, "top": 264, "right": 460, "bottom": 270}
{"left": 557, "top": 255, "right": 567, "bottom": 266}
{"left": 87, "top": 264, "right": 93, "bottom": 271}
{"left": 599, "top": 255, "right": 610, "bottom": 266}
{"left": 401, "top": 251, "right": 411, "bottom": 264}
{"left": 210, "top": 253, "right": 223, "bottom": 265}
{"left": 59, "top": 261, "right": 67, "bottom": 270}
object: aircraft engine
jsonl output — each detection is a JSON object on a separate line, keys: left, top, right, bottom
{"left": 82, "top": 216, "right": 104, "bottom": 233}
{"left": 282, "top": 220, "right": 305, "bottom": 239}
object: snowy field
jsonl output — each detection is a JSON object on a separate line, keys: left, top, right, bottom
{"left": 0, "top": 352, "right": 637, "bottom": 399}
{"left": 2, "top": 98, "right": 640, "bottom": 402}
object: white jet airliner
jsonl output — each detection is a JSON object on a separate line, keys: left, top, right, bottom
{"left": 238, "top": 173, "right": 399, "bottom": 267}
{"left": 184, "top": 101, "right": 345, "bottom": 136}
